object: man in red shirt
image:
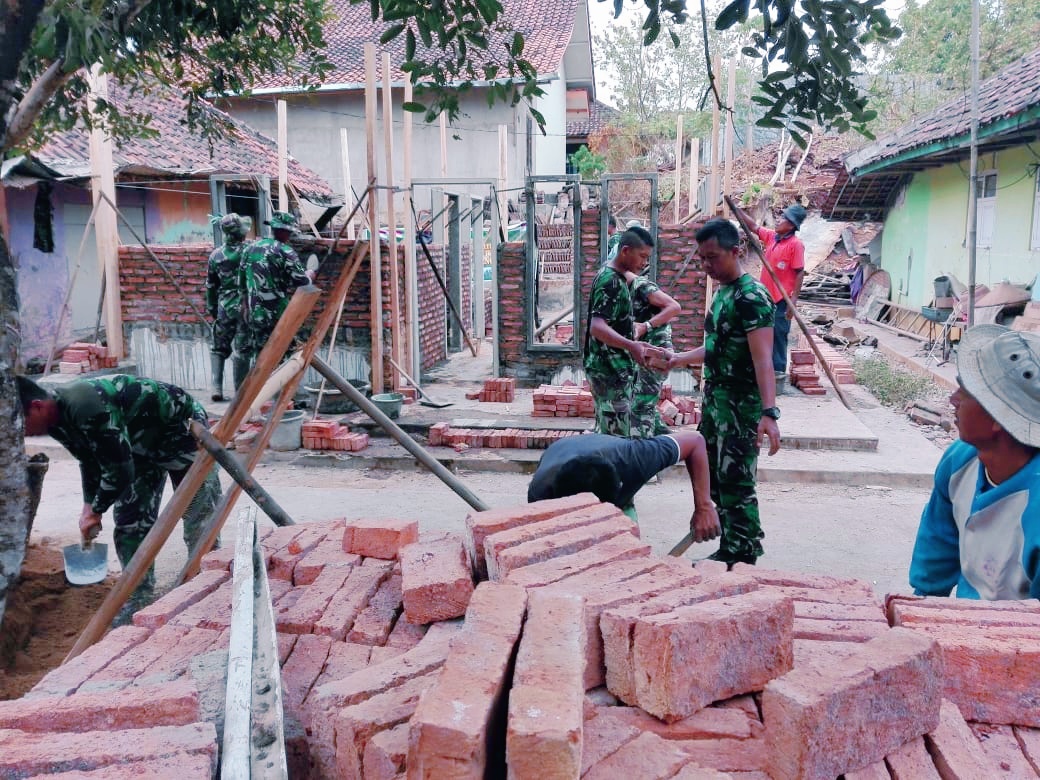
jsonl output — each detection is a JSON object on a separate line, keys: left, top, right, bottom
{"left": 735, "top": 203, "right": 806, "bottom": 380}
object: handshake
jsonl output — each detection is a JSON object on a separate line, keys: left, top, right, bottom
{"left": 632, "top": 343, "right": 673, "bottom": 371}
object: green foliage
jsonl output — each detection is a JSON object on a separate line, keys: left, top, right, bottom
{"left": 568, "top": 145, "right": 608, "bottom": 181}
{"left": 853, "top": 355, "right": 936, "bottom": 408}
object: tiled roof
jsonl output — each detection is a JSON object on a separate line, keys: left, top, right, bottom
{"left": 35, "top": 80, "right": 336, "bottom": 204}
{"left": 248, "top": 0, "right": 580, "bottom": 91}
{"left": 845, "top": 45, "right": 1040, "bottom": 174}
{"left": 567, "top": 99, "right": 620, "bottom": 139}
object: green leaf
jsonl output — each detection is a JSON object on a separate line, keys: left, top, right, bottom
{"left": 402, "top": 101, "right": 427, "bottom": 113}
{"left": 511, "top": 32, "right": 524, "bottom": 57}
{"left": 380, "top": 23, "right": 406, "bottom": 44}
{"left": 715, "top": 0, "right": 751, "bottom": 30}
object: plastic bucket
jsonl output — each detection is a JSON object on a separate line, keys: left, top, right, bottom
{"left": 370, "top": 392, "right": 404, "bottom": 420}
{"left": 266, "top": 409, "right": 305, "bottom": 451}
{"left": 304, "top": 381, "right": 371, "bottom": 414}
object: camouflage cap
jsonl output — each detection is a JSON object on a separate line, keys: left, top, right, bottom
{"left": 266, "top": 211, "right": 299, "bottom": 232}
{"left": 219, "top": 213, "right": 251, "bottom": 238}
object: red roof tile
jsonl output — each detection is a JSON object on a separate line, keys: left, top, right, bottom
{"left": 36, "top": 80, "right": 336, "bottom": 204}
{"left": 567, "top": 99, "right": 619, "bottom": 139}
{"left": 249, "top": 0, "right": 581, "bottom": 91}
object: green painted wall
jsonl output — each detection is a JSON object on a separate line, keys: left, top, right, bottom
{"left": 879, "top": 144, "right": 1040, "bottom": 308}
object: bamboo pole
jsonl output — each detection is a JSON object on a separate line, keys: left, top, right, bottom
{"left": 382, "top": 52, "right": 402, "bottom": 390}
{"left": 364, "top": 43, "right": 384, "bottom": 393}
{"left": 726, "top": 195, "right": 852, "bottom": 409}
{"left": 403, "top": 77, "right": 420, "bottom": 381}
{"left": 340, "top": 128, "right": 356, "bottom": 240}
{"left": 66, "top": 283, "right": 322, "bottom": 661}
{"left": 277, "top": 100, "right": 289, "bottom": 209}
{"left": 723, "top": 58, "right": 737, "bottom": 216}
{"left": 673, "top": 114, "right": 684, "bottom": 224}
{"left": 687, "top": 139, "right": 700, "bottom": 219}
{"left": 709, "top": 54, "right": 722, "bottom": 216}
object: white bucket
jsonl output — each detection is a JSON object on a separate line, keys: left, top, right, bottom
{"left": 266, "top": 409, "right": 305, "bottom": 451}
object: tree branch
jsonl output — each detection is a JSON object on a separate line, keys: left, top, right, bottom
{"left": 4, "top": 58, "right": 72, "bottom": 150}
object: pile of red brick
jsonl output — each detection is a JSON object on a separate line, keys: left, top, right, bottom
{"left": 301, "top": 420, "right": 371, "bottom": 452}
{"left": 6, "top": 500, "right": 1038, "bottom": 778}
{"left": 788, "top": 340, "right": 856, "bottom": 396}
{"left": 465, "top": 377, "right": 516, "bottom": 403}
{"left": 428, "top": 422, "right": 581, "bottom": 450}
{"left": 532, "top": 382, "right": 595, "bottom": 418}
{"left": 58, "top": 342, "right": 118, "bottom": 374}
{"left": 657, "top": 394, "right": 700, "bottom": 427}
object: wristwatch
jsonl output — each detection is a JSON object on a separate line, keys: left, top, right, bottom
{"left": 761, "top": 406, "right": 781, "bottom": 420}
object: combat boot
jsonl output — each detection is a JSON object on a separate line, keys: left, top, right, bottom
{"left": 210, "top": 352, "right": 226, "bottom": 402}
{"left": 232, "top": 354, "right": 251, "bottom": 390}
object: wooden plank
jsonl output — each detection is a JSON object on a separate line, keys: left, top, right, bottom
{"left": 382, "top": 52, "right": 402, "bottom": 390}
{"left": 403, "top": 77, "right": 420, "bottom": 379}
{"left": 688, "top": 138, "right": 700, "bottom": 218}
{"left": 723, "top": 57, "right": 736, "bottom": 216}
{"left": 340, "top": 128, "right": 356, "bottom": 240}
{"left": 222, "top": 507, "right": 258, "bottom": 779}
{"left": 673, "top": 114, "right": 683, "bottom": 224}
{"left": 277, "top": 99, "right": 288, "bottom": 209}
{"left": 708, "top": 54, "right": 721, "bottom": 215}
{"left": 365, "top": 42, "right": 384, "bottom": 392}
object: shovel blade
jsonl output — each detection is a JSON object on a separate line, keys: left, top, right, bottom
{"left": 63, "top": 542, "right": 109, "bottom": 585}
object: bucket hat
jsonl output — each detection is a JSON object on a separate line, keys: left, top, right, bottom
{"left": 266, "top": 211, "right": 299, "bottom": 233}
{"left": 781, "top": 204, "right": 807, "bottom": 230}
{"left": 958, "top": 324, "right": 1040, "bottom": 447}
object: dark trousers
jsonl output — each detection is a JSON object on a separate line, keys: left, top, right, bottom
{"left": 772, "top": 299, "right": 791, "bottom": 373}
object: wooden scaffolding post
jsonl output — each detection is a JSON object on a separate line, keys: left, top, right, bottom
{"left": 498, "top": 125, "right": 508, "bottom": 234}
{"left": 709, "top": 54, "right": 722, "bottom": 216}
{"left": 65, "top": 283, "right": 322, "bottom": 661}
{"left": 403, "top": 76, "right": 420, "bottom": 380}
{"left": 723, "top": 58, "right": 737, "bottom": 217}
{"left": 340, "top": 128, "right": 356, "bottom": 240}
{"left": 673, "top": 114, "right": 684, "bottom": 224}
{"left": 382, "top": 52, "right": 402, "bottom": 390}
{"left": 277, "top": 100, "right": 288, "bottom": 210}
{"left": 688, "top": 138, "right": 700, "bottom": 218}
{"left": 364, "top": 43, "right": 384, "bottom": 392}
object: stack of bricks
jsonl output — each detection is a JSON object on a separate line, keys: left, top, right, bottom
{"left": 465, "top": 377, "right": 516, "bottom": 403}
{"left": 532, "top": 382, "right": 595, "bottom": 418}
{"left": 58, "top": 342, "right": 118, "bottom": 374}
{"left": 428, "top": 422, "right": 581, "bottom": 450}
{"left": 657, "top": 395, "right": 700, "bottom": 427}
{"left": 812, "top": 337, "right": 856, "bottom": 385}
{"left": 788, "top": 349, "right": 825, "bottom": 395}
{"left": 6, "top": 502, "right": 1040, "bottom": 777}
{"left": 301, "top": 419, "right": 370, "bottom": 452}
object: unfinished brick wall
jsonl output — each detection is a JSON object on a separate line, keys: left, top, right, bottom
{"left": 496, "top": 210, "right": 709, "bottom": 384}
{"left": 417, "top": 244, "right": 448, "bottom": 371}
{"left": 119, "top": 245, "right": 210, "bottom": 327}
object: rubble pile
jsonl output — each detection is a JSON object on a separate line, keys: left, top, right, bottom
{"left": 4, "top": 497, "right": 1038, "bottom": 778}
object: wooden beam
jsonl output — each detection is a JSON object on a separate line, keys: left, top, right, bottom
{"left": 403, "top": 76, "right": 420, "bottom": 380}
{"left": 221, "top": 508, "right": 256, "bottom": 779}
{"left": 364, "top": 43, "right": 384, "bottom": 392}
{"left": 723, "top": 57, "right": 737, "bottom": 216}
{"left": 673, "top": 114, "right": 684, "bottom": 224}
{"left": 498, "top": 125, "right": 508, "bottom": 232}
{"left": 709, "top": 54, "right": 722, "bottom": 216}
{"left": 277, "top": 99, "right": 289, "bottom": 210}
{"left": 687, "top": 138, "right": 700, "bottom": 218}
{"left": 340, "top": 128, "right": 356, "bottom": 240}
{"left": 382, "top": 52, "right": 402, "bottom": 390}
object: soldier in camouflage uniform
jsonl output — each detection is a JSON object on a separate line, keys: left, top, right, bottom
{"left": 628, "top": 270, "right": 682, "bottom": 438}
{"left": 584, "top": 226, "right": 662, "bottom": 437}
{"left": 233, "top": 211, "right": 314, "bottom": 386}
{"left": 206, "top": 213, "right": 251, "bottom": 401}
{"left": 18, "top": 375, "right": 221, "bottom": 612}
{"left": 671, "top": 219, "right": 781, "bottom": 566}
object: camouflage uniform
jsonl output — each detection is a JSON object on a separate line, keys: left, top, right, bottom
{"left": 584, "top": 265, "right": 638, "bottom": 437}
{"left": 630, "top": 275, "right": 673, "bottom": 438}
{"left": 701, "top": 273, "right": 774, "bottom": 565}
{"left": 234, "top": 212, "right": 310, "bottom": 363}
{"left": 207, "top": 214, "right": 251, "bottom": 400}
{"left": 49, "top": 376, "right": 221, "bottom": 605}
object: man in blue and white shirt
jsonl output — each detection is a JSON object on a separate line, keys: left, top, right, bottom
{"left": 910, "top": 324, "right": 1040, "bottom": 600}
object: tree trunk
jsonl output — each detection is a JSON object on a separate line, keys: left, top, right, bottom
{"left": 0, "top": 233, "right": 29, "bottom": 634}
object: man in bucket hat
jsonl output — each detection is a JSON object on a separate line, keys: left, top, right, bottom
{"left": 732, "top": 202, "right": 806, "bottom": 390}
{"left": 233, "top": 210, "right": 314, "bottom": 385}
{"left": 910, "top": 325, "right": 1040, "bottom": 600}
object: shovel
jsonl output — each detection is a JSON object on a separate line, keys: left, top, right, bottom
{"left": 387, "top": 357, "right": 454, "bottom": 409}
{"left": 62, "top": 540, "right": 109, "bottom": 585}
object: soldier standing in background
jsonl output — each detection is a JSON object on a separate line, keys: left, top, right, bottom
{"left": 206, "top": 213, "right": 251, "bottom": 401}
{"left": 233, "top": 211, "right": 315, "bottom": 386}
{"left": 17, "top": 375, "right": 221, "bottom": 618}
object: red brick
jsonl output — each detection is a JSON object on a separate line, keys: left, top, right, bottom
{"left": 385, "top": 613, "right": 428, "bottom": 649}
{"left": 590, "top": 703, "right": 761, "bottom": 742}
{"left": 581, "top": 712, "right": 640, "bottom": 775}
{"left": 671, "top": 737, "right": 771, "bottom": 773}
{"left": 845, "top": 759, "right": 899, "bottom": 780}
{"left": 891, "top": 602, "right": 1040, "bottom": 629}
{"left": 278, "top": 633, "right": 298, "bottom": 665}
{"left": 169, "top": 580, "right": 235, "bottom": 630}
{"left": 488, "top": 516, "right": 638, "bottom": 582}
{"left": 905, "top": 625, "right": 1040, "bottom": 726}
{"left": 312, "top": 642, "right": 373, "bottom": 691}
{"left": 762, "top": 584, "right": 885, "bottom": 606}
{"left": 277, "top": 565, "right": 354, "bottom": 634}
{"left": 0, "top": 679, "right": 199, "bottom": 732}
{"left": 482, "top": 503, "right": 625, "bottom": 575}
{"left": 260, "top": 525, "right": 306, "bottom": 559}
{"left": 294, "top": 536, "right": 361, "bottom": 585}
{"left": 408, "top": 582, "right": 527, "bottom": 778}
{"left": 333, "top": 671, "right": 438, "bottom": 779}
{"left": 282, "top": 633, "right": 333, "bottom": 721}
{"left": 401, "top": 536, "right": 475, "bottom": 624}
{"left": 729, "top": 564, "right": 876, "bottom": 595}
{"left": 269, "top": 525, "right": 329, "bottom": 581}
{"left": 602, "top": 576, "right": 759, "bottom": 704}
{"left": 793, "top": 600, "right": 886, "bottom": 622}
{"left": 343, "top": 517, "right": 419, "bottom": 559}
{"left": 1015, "top": 726, "right": 1040, "bottom": 771}
{"left": 199, "top": 545, "right": 235, "bottom": 572}
{"left": 0, "top": 723, "right": 217, "bottom": 777}
{"left": 21, "top": 754, "right": 214, "bottom": 779}
{"left": 633, "top": 592, "right": 794, "bottom": 721}
{"left": 669, "top": 765, "right": 735, "bottom": 779}
{"left": 884, "top": 594, "right": 1040, "bottom": 624}
{"left": 363, "top": 722, "right": 408, "bottom": 780}
{"left": 883, "top": 735, "right": 943, "bottom": 779}
{"left": 83, "top": 624, "right": 193, "bottom": 689}
{"left": 28, "top": 626, "right": 151, "bottom": 698}
{"left": 692, "top": 559, "right": 729, "bottom": 578}
{"left": 762, "top": 628, "right": 943, "bottom": 780}
{"left": 347, "top": 574, "right": 402, "bottom": 645}
{"left": 503, "top": 533, "right": 652, "bottom": 590}
{"left": 583, "top": 731, "right": 690, "bottom": 780}
{"left": 927, "top": 699, "right": 1002, "bottom": 776}
{"left": 133, "top": 627, "right": 225, "bottom": 685}
{"left": 313, "top": 560, "right": 394, "bottom": 640}
{"left": 793, "top": 617, "right": 891, "bottom": 643}
{"left": 464, "top": 493, "right": 602, "bottom": 578}
{"left": 507, "top": 591, "right": 585, "bottom": 779}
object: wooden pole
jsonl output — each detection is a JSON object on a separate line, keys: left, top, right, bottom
{"left": 723, "top": 58, "right": 737, "bottom": 217}
{"left": 277, "top": 100, "right": 289, "bottom": 210}
{"left": 688, "top": 138, "right": 700, "bottom": 218}
{"left": 66, "top": 283, "right": 322, "bottom": 660}
{"left": 726, "top": 195, "right": 852, "bottom": 409}
{"left": 709, "top": 55, "right": 722, "bottom": 216}
{"left": 310, "top": 356, "right": 489, "bottom": 512}
{"left": 403, "top": 77, "right": 420, "bottom": 381}
{"left": 673, "top": 114, "right": 684, "bottom": 224}
{"left": 177, "top": 240, "right": 371, "bottom": 583}
{"left": 86, "top": 66, "right": 123, "bottom": 359}
{"left": 221, "top": 508, "right": 255, "bottom": 776}
{"left": 745, "top": 68, "right": 755, "bottom": 153}
{"left": 498, "top": 125, "right": 508, "bottom": 232}
{"left": 382, "top": 52, "right": 402, "bottom": 390}
{"left": 340, "top": 128, "right": 356, "bottom": 240}
{"left": 364, "top": 43, "right": 384, "bottom": 392}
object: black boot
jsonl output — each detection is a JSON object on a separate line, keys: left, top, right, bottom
{"left": 232, "top": 354, "right": 251, "bottom": 390}
{"left": 210, "top": 352, "right": 226, "bottom": 401}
